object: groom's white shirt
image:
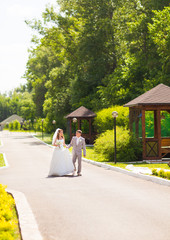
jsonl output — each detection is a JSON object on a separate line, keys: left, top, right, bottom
{"left": 76, "top": 136, "right": 80, "bottom": 145}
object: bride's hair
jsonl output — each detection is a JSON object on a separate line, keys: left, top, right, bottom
{"left": 57, "top": 129, "right": 63, "bottom": 140}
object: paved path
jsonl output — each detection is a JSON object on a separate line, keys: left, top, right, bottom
{"left": 0, "top": 131, "right": 170, "bottom": 240}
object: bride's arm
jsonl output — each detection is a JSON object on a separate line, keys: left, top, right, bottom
{"left": 63, "top": 136, "right": 66, "bottom": 147}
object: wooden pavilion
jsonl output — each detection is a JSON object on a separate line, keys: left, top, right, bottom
{"left": 124, "top": 84, "right": 170, "bottom": 160}
{"left": 66, "top": 106, "right": 96, "bottom": 144}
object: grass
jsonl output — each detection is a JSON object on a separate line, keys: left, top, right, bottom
{"left": 85, "top": 146, "right": 170, "bottom": 171}
{"left": 0, "top": 153, "right": 5, "bottom": 167}
{"left": 35, "top": 132, "right": 52, "bottom": 145}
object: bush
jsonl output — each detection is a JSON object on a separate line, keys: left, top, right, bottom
{"left": 94, "top": 127, "right": 142, "bottom": 162}
{"left": 8, "top": 122, "right": 13, "bottom": 131}
{"left": 0, "top": 184, "right": 16, "bottom": 239}
{"left": 94, "top": 106, "right": 129, "bottom": 134}
{"left": 152, "top": 169, "right": 170, "bottom": 180}
{"left": 13, "top": 120, "right": 21, "bottom": 130}
{"left": 158, "top": 169, "right": 165, "bottom": 178}
{"left": 168, "top": 162, "right": 170, "bottom": 167}
{"left": 152, "top": 169, "right": 158, "bottom": 176}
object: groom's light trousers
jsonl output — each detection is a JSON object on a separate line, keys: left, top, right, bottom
{"left": 72, "top": 151, "right": 82, "bottom": 174}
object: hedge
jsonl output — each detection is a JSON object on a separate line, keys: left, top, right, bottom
{"left": 152, "top": 169, "right": 170, "bottom": 180}
{"left": 94, "top": 105, "right": 129, "bottom": 134}
{"left": 94, "top": 127, "right": 142, "bottom": 162}
{"left": 0, "top": 184, "right": 18, "bottom": 240}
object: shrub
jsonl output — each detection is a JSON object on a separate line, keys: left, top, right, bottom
{"left": 165, "top": 172, "right": 170, "bottom": 180}
{"left": 13, "top": 120, "right": 21, "bottom": 130}
{"left": 152, "top": 169, "right": 170, "bottom": 180}
{"left": 8, "top": 122, "right": 13, "bottom": 131}
{"left": 94, "top": 105, "right": 129, "bottom": 134}
{"left": 158, "top": 169, "right": 165, "bottom": 178}
{"left": 0, "top": 184, "right": 16, "bottom": 239}
{"left": 94, "top": 127, "right": 142, "bottom": 162}
{"left": 168, "top": 162, "right": 170, "bottom": 168}
{"left": 152, "top": 169, "right": 158, "bottom": 176}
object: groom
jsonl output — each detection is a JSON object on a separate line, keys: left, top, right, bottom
{"left": 68, "top": 130, "right": 86, "bottom": 176}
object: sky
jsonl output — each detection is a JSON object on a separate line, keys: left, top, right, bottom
{"left": 0, "top": 0, "right": 58, "bottom": 94}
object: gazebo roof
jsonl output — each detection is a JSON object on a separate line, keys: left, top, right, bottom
{"left": 0, "top": 114, "right": 23, "bottom": 125}
{"left": 124, "top": 84, "right": 170, "bottom": 107}
{"left": 66, "top": 106, "right": 96, "bottom": 118}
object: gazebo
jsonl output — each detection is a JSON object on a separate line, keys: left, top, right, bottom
{"left": 66, "top": 106, "right": 96, "bottom": 144}
{"left": 124, "top": 84, "right": 170, "bottom": 160}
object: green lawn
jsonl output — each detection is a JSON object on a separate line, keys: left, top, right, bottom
{"left": 0, "top": 153, "right": 5, "bottom": 167}
{"left": 85, "top": 146, "right": 170, "bottom": 171}
{"left": 35, "top": 132, "right": 52, "bottom": 145}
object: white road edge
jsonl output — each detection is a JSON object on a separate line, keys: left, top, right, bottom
{"left": 7, "top": 189, "right": 43, "bottom": 240}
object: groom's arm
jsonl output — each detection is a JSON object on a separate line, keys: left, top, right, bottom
{"left": 82, "top": 138, "right": 86, "bottom": 157}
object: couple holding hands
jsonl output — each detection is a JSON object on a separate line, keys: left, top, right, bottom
{"left": 48, "top": 128, "right": 86, "bottom": 177}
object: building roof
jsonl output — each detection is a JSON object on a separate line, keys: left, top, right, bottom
{"left": 0, "top": 114, "right": 23, "bottom": 125}
{"left": 66, "top": 106, "right": 96, "bottom": 118}
{"left": 124, "top": 84, "right": 170, "bottom": 107}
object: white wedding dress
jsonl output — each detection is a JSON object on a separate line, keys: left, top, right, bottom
{"left": 48, "top": 139, "right": 74, "bottom": 176}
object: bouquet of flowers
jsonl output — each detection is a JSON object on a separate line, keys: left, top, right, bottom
{"left": 55, "top": 140, "right": 62, "bottom": 148}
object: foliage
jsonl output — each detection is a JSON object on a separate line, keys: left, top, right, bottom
{"left": 0, "top": 184, "right": 20, "bottom": 240}
{"left": 9, "top": 120, "right": 21, "bottom": 131}
{"left": 94, "top": 127, "right": 142, "bottom": 162}
{"left": 0, "top": 1, "right": 170, "bottom": 136}
{"left": 152, "top": 169, "right": 170, "bottom": 180}
{"left": 94, "top": 106, "right": 129, "bottom": 133}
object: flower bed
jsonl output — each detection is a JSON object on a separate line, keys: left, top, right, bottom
{"left": 0, "top": 184, "right": 21, "bottom": 240}
{"left": 152, "top": 169, "right": 170, "bottom": 180}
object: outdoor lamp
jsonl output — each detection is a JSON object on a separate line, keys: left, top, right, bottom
{"left": 73, "top": 118, "right": 77, "bottom": 123}
{"left": 41, "top": 119, "right": 44, "bottom": 139}
{"left": 112, "top": 111, "right": 118, "bottom": 118}
{"left": 52, "top": 120, "right": 56, "bottom": 124}
{"left": 112, "top": 111, "right": 118, "bottom": 164}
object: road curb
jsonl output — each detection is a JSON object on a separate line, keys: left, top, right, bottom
{"left": 7, "top": 189, "right": 43, "bottom": 240}
{"left": 82, "top": 158, "right": 170, "bottom": 187}
{"left": 31, "top": 134, "right": 170, "bottom": 187}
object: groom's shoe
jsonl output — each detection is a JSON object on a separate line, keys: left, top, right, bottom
{"left": 77, "top": 173, "right": 82, "bottom": 176}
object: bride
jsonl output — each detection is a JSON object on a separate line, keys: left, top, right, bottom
{"left": 48, "top": 128, "right": 74, "bottom": 176}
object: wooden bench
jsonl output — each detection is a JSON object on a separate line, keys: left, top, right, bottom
{"left": 161, "top": 138, "right": 170, "bottom": 157}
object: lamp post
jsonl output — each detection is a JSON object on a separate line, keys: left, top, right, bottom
{"left": 73, "top": 118, "right": 77, "bottom": 134}
{"left": 41, "top": 119, "right": 44, "bottom": 139}
{"left": 29, "top": 119, "right": 31, "bottom": 132}
{"left": 34, "top": 119, "right": 37, "bottom": 134}
{"left": 52, "top": 120, "right": 56, "bottom": 131}
{"left": 112, "top": 111, "right": 118, "bottom": 164}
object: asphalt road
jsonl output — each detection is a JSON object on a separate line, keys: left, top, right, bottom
{"left": 0, "top": 131, "right": 170, "bottom": 240}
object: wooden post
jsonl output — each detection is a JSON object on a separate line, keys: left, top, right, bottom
{"left": 78, "top": 118, "right": 80, "bottom": 130}
{"left": 142, "top": 109, "right": 146, "bottom": 159}
{"left": 129, "top": 108, "right": 133, "bottom": 132}
{"left": 157, "top": 109, "right": 162, "bottom": 159}
{"left": 154, "top": 110, "right": 158, "bottom": 139}
{"left": 135, "top": 114, "right": 139, "bottom": 138}
{"left": 69, "top": 119, "right": 72, "bottom": 140}
{"left": 89, "top": 118, "right": 92, "bottom": 137}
